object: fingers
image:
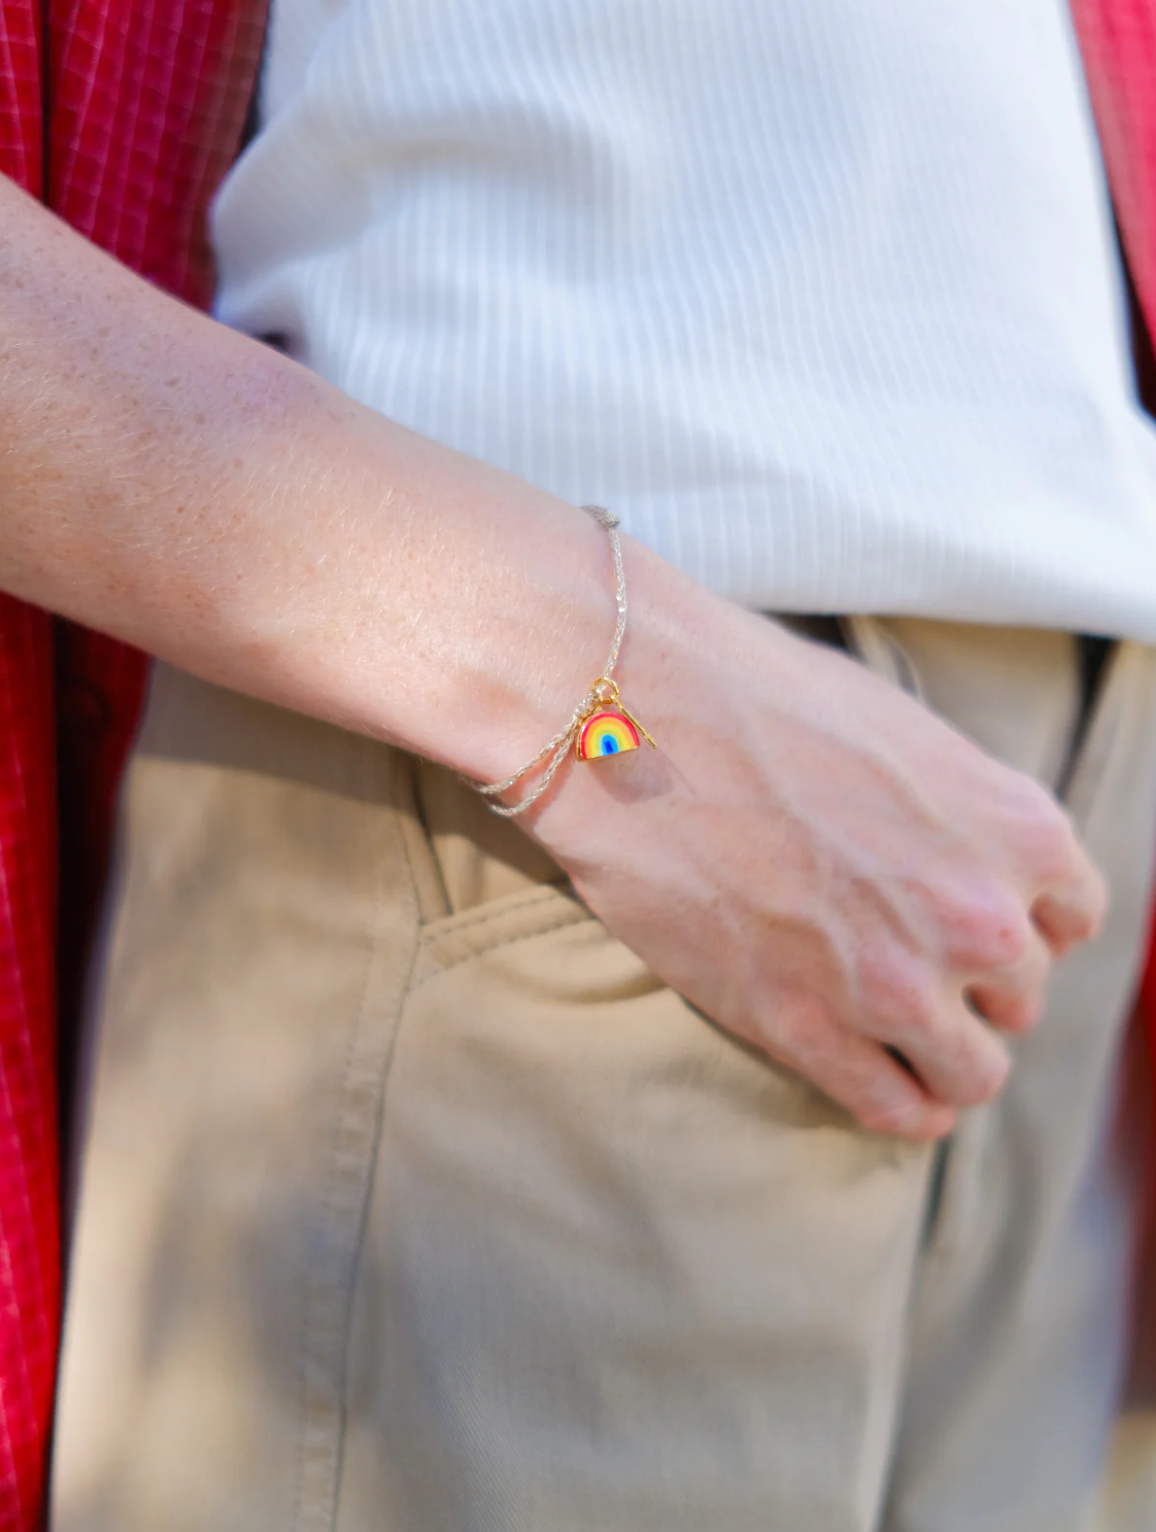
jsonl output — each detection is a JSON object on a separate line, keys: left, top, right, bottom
{"left": 865, "top": 909, "right": 1067, "bottom": 1114}
{"left": 853, "top": 957, "right": 1013, "bottom": 1108}
{"left": 770, "top": 1007, "right": 956, "bottom": 1142}
{"left": 927, "top": 796, "right": 1104, "bottom": 1033}
{"left": 885, "top": 991, "right": 1011, "bottom": 1110}
{"left": 965, "top": 925, "right": 1051, "bottom": 1033}
{"left": 854, "top": 941, "right": 1024, "bottom": 1107}
{"left": 848, "top": 921, "right": 1051, "bottom": 1113}
{"left": 759, "top": 773, "right": 1104, "bottom": 1139}
{"left": 852, "top": 909, "right": 1074, "bottom": 1120}
{"left": 1031, "top": 868, "right": 1108, "bottom": 956}
{"left": 1003, "top": 785, "right": 1108, "bottom": 953}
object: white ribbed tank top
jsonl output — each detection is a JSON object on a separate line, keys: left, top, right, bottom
{"left": 213, "top": 0, "right": 1156, "bottom": 639}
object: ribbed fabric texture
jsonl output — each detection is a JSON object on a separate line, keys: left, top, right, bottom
{"left": 215, "top": 0, "right": 1156, "bottom": 638}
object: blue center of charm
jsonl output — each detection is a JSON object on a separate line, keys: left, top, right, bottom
{"left": 601, "top": 738, "right": 619, "bottom": 754}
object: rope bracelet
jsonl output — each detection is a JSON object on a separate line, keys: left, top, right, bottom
{"left": 469, "top": 505, "right": 656, "bottom": 818}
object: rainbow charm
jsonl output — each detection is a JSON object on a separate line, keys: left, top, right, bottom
{"left": 578, "top": 708, "right": 642, "bottom": 759}
{"left": 575, "top": 679, "right": 656, "bottom": 762}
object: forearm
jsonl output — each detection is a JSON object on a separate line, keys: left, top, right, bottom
{"left": 1, "top": 181, "right": 1102, "bottom": 1143}
{"left": 0, "top": 174, "right": 673, "bottom": 782}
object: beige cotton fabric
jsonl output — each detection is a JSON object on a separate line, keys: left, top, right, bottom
{"left": 52, "top": 619, "right": 1156, "bottom": 1532}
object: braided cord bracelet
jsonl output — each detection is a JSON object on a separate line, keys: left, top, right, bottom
{"left": 473, "top": 505, "right": 656, "bottom": 818}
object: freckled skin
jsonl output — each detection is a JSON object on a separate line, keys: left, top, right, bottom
{"left": 0, "top": 175, "right": 1106, "bottom": 1138}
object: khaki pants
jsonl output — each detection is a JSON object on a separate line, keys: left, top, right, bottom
{"left": 52, "top": 619, "right": 1156, "bottom": 1532}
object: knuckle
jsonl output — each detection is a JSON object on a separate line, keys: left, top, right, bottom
{"left": 1008, "top": 782, "right": 1079, "bottom": 878}
{"left": 968, "top": 956, "right": 1050, "bottom": 1034}
{"left": 766, "top": 994, "right": 824, "bottom": 1065}
{"left": 984, "top": 990, "right": 1043, "bottom": 1034}
{"left": 951, "top": 1031, "right": 1011, "bottom": 1106}
{"left": 916, "top": 1017, "right": 1011, "bottom": 1108}
{"left": 1071, "top": 866, "right": 1110, "bottom": 938}
{"left": 943, "top": 889, "right": 1033, "bottom": 972}
{"left": 858, "top": 1094, "right": 920, "bottom": 1136}
{"left": 965, "top": 1045, "right": 1011, "bottom": 1105}
{"left": 860, "top": 951, "right": 940, "bottom": 1042}
{"left": 1003, "top": 1005, "right": 1040, "bottom": 1036}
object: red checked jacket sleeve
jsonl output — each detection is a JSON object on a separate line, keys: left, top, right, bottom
{"left": 0, "top": 3, "right": 265, "bottom": 1525}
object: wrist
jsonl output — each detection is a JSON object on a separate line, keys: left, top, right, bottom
{"left": 496, "top": 531, "right": 733, "bottom": 827}
{"left": 286, "top": 436, "right": 634, "bottom": 785}
{"left": 421, "top": 497, "right": 628, "bottom": 786}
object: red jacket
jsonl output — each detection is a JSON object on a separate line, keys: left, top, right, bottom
{"left": 0, "top": 2, "right": 1153, "bottom": 1526}
{"left": 0, "top": 3, "right": 263, "bottom": 1524}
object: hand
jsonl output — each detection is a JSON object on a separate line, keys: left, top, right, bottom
{"left": 528, "top": 544, "right": 1106, "bottom": 1141}
{"left": 0, "top": 183, "right": 1103, "bottom": 1142}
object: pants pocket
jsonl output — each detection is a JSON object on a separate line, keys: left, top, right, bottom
{"left": 339, "top": 907, "right": 931, "bottom": 1532}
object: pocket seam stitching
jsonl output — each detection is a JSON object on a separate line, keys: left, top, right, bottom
{"left": 412, "top": 903, "right": 596, "bottom": 994}
{"left": 419, "top": 883, "right": 578, "bottom": 939}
